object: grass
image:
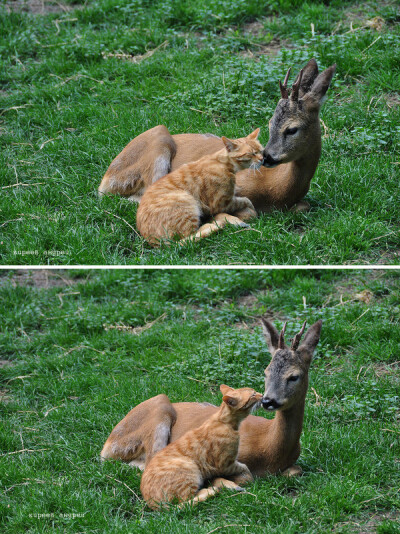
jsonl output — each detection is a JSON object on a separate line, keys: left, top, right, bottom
{"left": 1, "top": 268, "right": 399, "bottom": 533}
{"left": 0, "top": 0, "right": 399, "bottom": 265}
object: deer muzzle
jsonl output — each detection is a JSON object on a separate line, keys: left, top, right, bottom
{"left": 261, "top": 397, "right": 282, "bottom": 411}
{"left": 262, "top": 153, "right": 281, "bottom": 168}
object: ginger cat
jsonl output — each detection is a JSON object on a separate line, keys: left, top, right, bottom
{"left": 140, "top": 385, "right": 263, "bottom": 510}
{"left": 136, "top": 129, "right": 263, "bottom": 245}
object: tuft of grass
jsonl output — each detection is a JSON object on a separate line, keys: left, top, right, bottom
{"left": 1, "top": 268, "right": 399, "bottom": 532}
{"left": 1, "top": 0, "right": 400, "bottom": 265}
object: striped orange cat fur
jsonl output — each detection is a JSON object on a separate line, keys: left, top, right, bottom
{"left": 140, "top": 385, "right": 263, "bottom": 509}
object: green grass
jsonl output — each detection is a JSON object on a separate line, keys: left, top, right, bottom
{"left": 1, "top": 0, "right": 400, "bottom": 265}
{"left": 1, "top": 268, "right": 399, "bottom": 532}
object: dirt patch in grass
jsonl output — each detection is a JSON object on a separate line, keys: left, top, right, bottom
{"left": 240, "top": 37, "right": 292, "bottom": 58}
{"left": 234, "top": 291, "right": 284, "bottom": 331}
{"left": 0, "top": 360, "right": 15, "bottom": 368}
{"left": 4, "top": 0, "right": 81, "bottom": 14}
{"left": 341, "top": 1, "right": 394, "bottom": 24}
{"left": 0, "top": 269, "right": 81, "bottom": 288}
{"left": 242, "top": 20, "right": 266, "bottom": 37}
{"left": 324, "top": 269, "right": 392, "bottom": 305}
{"left": 0, "top": 389, "right": 12, "bottom": 403}
{"left": 373, "top": 361, "right": 400, "bottom": 381}
{"left": 237, "top": 293, "right": 261, "bottom": 308}
{"left": 376, "top": 249, "right": 400, "bottom": 264}
{"left": 384, "top": 93, "right": 400, "bottom": 108}
{"left": 336, "top": 510, "right": 400, "bottom": 533}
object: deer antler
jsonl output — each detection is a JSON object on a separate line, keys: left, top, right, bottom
{"left": 291, "top": 321, "right": 307, "bottom": 350}
{"left": 290, "top": 68, "right": 304, "bottom": 102}
{"left": 278, "top": 321, "right": 287, "bottom": 349}
{"left": 279, "top": 68, "right": 291, "bottom": 99}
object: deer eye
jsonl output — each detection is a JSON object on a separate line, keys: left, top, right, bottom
{"left": 285, "top": 127, "right": 298, "bottom": 136}
{"left": 288, "top": 375, "right": 299, "bottom": 382}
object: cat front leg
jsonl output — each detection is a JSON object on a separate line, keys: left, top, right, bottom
{"left": 179, "top": 477, "right": 243, "bottom": 508}
{"left": 224, "top": 461, "right": 254, "bottom": 486}
{"left": 179, "top": 213, "right": 246, "bottom": 244}
{"left": 178, "top": 486, "right": 220, "bottom": 508}
{"left": 225, "top": 196, "right": 257, "bottom": 220}
{"left": 206, "top": 462, "right": 253, "bottom": 493}
{"left": 209, "top": 477, "right": 245, "bottom": 492}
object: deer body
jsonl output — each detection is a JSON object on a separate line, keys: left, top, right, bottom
{"left": 98, "top": 59, "right": 335, "bottom": 214}
{"left": 101, "top": 319, "right": 322, "bottom": 478}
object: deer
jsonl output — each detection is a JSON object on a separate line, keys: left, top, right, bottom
{"left": 101, "top": 318, "right": 322, "bottom": 479}
{"left": 98, "top": 59, "right": 336, "bottom": 229}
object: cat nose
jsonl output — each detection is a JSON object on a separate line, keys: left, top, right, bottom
{"left": 262, "top": 397, "right": 281, "bottom": 411}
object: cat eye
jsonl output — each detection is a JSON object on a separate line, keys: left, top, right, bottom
{"left": 285, "top": 127, "right": 298, "bottom": 136}
{"left": 288, "top": 375, "right": 299, "bottom": 382}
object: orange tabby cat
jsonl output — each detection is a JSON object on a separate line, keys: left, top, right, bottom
{"left": 136, "top": 129, "right": 263, "bottom": 245}
{"left": 140, "top": 385, "right": 263, "bottom": 509}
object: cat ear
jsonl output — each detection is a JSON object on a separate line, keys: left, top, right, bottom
{"left": 221, "top": 136, "right": 239, "bottom": 152}
{"left": 248, "top": 128, "right": 260, "bottom": 139}
{"left": 220, "top": 384, "right": 233, "bottom": 395}
{"left": 222, "top": 395, "right": 239, "bottom": 407}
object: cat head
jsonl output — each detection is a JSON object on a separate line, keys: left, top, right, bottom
{"left": 220, "top": 385, "right": 263, "bottom": 414}
{"left": 221, "top": 128, "right": 264, "bottom": 171}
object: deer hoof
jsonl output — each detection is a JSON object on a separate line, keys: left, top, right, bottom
{"left": 282, "top": 465, "right": 303, "bottom": 477}
{"left": 290, "top": 201, "right": 310, "bottom": 213}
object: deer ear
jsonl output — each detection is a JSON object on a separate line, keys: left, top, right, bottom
{"left": 222, "top": 395, "right": 238, "bottom": 407}
{"left": 221, "top": 136, "right": 238, "bottom": 152}
{"left": 298, "top": 58, "right": 319, "bottom": 98}
{"left": 298, "top": 320, "right": 322, "bottom": 362}
{"left": 305, "top": 64, "right": 336, "bottom": 108}
{"left": 248, "top": 127, "right": 260, "bottom": 139}
{"left": 261, "top": 318, "right": 280, "bottom": 354}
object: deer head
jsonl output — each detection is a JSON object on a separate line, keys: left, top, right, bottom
{"left": 263, "top": 59, "right": 336, "bottom": 167}
{"left": 260, "top": 318, "right": 322, "bottom": 411}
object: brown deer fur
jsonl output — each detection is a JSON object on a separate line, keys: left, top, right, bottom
{"left": 101, "top": 319, "right": 322, "bottom": 478}
{"left": 98, "top": 59, "right": 335, "bottom": 213}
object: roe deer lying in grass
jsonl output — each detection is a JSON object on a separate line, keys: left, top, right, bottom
{"left": 101, "top": 318, "right": 322, "bottom": 478}
{"left": 98, "top": 59, "right": 335, "bottom": 214}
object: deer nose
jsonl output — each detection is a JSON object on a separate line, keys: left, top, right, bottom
{"left": 262, "top": 397, "right": 281, "bottom": 411}
{"left": 262, "top": 154, "right": 281, "bottom": 168}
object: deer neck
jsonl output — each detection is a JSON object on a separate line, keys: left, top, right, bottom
{"left": 267, "top": 381, "right": 309, "bottom": 468}
{"left": 290, "top": 126, "right": 322, "bottom": 186}
{"left": 272, "top": 397, "right": 305, "bottom": 449}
